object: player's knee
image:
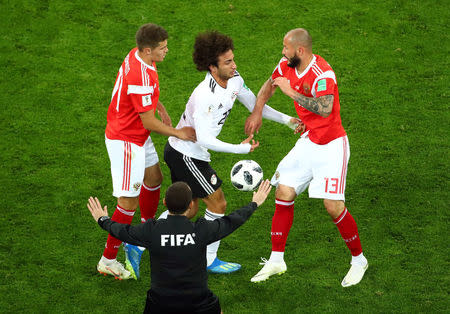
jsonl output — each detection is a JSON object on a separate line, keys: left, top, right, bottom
{"left": 118, "top": 196, "right": 139, "bottom": 211}
{"left": 144, "top": 168, "right": 163, "bottom": 186}
{"left": 275, "top": 184, "right": 296, "bottom": 201}
{"left": 323, "top": 199, "right": 344, "bottom": 219}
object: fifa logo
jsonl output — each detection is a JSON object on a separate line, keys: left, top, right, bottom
{"left": 161, "top": 233, "right": 196, "bottom": 246}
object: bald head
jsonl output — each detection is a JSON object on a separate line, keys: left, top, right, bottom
{"left": 285, "top": 28, "right": 312, "bottom": 52}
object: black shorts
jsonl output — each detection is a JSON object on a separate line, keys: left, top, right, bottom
{"left": 164, "top": 142, "right": 222, "bottom": 199}
{"left": 144, "top": 289, "right": 221, "bottom": 314}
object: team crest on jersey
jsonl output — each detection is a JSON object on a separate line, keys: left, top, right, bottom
{"left": 133, "top": 182, "right": 142, "bottom": 191}
{"left": 275, "top": 171, "right": 280, "bottom": 180}
{"left": 303, "top": 83, "right": 311, "bottom": 94}
{"left": 210, "top": 174, "right": 217, "bottom": 185}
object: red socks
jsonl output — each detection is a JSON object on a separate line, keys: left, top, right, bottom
{"left": 139, "top": 184, "right": 161, "bottom": 222}
{"left": 102, "top": 205, "right": 135, "bottom": 259}
{"left": 271, "top": 199, "right": 295, "bottom": 252}
{"left": 333, "top": 208, "right": 362, "bottom": 256}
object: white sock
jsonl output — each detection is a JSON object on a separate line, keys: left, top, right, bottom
{"left": 158, "top": 210, "right": 169, "bottom": 220}
{"left": 269, "top": 251, "right": 284, "bottom": 263}
{"left": 351, "top": 253, "right": 367, "bottom": 266}
{"left": 205, "top": 209, "right": 224, "bottom": 266}
{"left": 100, "top": 256, "right": 115, "bottom": 265}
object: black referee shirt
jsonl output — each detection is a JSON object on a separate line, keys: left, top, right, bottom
{"left": 98, "top": 201, "right": 258, "bottom": 297}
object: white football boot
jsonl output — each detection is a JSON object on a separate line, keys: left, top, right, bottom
{"left": 97, "top": 258, "right": 132, "bottom": 280}
{"left": 341, "top": 259, "right": 368, "bottom": 287}
{"left": 251, "top": 258, "right": 287, "bottom": 282}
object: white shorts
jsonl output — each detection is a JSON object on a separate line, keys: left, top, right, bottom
{"left": 105, "top": 136, "right": 159, "bottom": 198}
{"left": 271, "top": 133, "right": 350, "bottom": 200}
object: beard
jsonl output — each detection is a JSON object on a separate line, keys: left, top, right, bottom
{"left": 286, "top": 55, "right": 301, "bottom": 68}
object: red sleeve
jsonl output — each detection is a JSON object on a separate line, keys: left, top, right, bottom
{"left": 314, "top": 77, "right": 336, "bottom": 97}
{"left": 126, "top": 72, "right": 157, "bottom": 113}
{"left": 130, "top": 92, "right": 156, "bottom": 113}
{"left": 271, "top": 57, "right": 288, "bottom": 80}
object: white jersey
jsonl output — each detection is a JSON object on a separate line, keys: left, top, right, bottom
{"left": 169, "top": 71, "right": 292, "bottom": 161}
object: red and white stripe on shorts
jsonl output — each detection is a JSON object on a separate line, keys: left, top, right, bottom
{"left": 339, "top": 136, "right": 349, "bottom": 194}
{"left": 122, "top": 141, "right": 132, "bottom": 191}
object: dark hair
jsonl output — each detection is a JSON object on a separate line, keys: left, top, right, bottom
{"left": 164, "top": 182, "right": 192, "bottom": 214}
{"left": 135, "top": 23, "right": 168, "bottom": 51}
{"left": 193, "top": 31, "right": 234, "bottom": 71}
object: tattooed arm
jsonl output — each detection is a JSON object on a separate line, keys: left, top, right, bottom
{"left": 272, "top": 77, "right": 334, "bottom": 118}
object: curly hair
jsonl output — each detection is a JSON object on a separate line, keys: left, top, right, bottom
{"left": 193, "top": 31, "right": 234, "bottom": 71}
{"left": 135, "top": 23, "right": 168, "bottom": 51}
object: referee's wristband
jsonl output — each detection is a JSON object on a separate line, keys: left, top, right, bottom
{"left": 97, "top": 216, "right": 110, "bottom": 226}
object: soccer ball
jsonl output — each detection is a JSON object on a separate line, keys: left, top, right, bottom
{"left": 230, "top": 160, "right": 263, "bottom": 191}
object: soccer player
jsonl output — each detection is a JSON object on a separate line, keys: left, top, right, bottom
{"left": 246, "top": 28, "right": 368, "bottom": 287}
{"left": 162, "top": 31, "right": 301, "bottom": 273}
{"left": 87, "top": 180, "right": 273, "bottom": 314}
{"left": 98, "top": 23, "right": 196, "bottom": 280}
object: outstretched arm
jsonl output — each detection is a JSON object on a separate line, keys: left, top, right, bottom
{"left": 140, "top": 110, "right": 196, "bottom": 141}
{"left": 87, "top": 197, "right": 151, "bottom": 247}
{"left": 204, "top": 180, "right": 272, "bottom": 243}
{"left": 237, "top": 82, "right": 300, "bottom": 129}
{"left": 244, "top": 78, "right": 278, "bottom": 135}
{"left": 272, "top": 77, "right": 334, "bottom": 118}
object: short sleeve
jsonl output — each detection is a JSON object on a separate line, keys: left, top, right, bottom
{"left": 313, "top": 77, "right": 336, "bottom": 97}
{"left": 271, "top": 57, "right": 288, "bottom": 80}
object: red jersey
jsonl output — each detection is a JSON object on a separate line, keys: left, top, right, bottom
{"left": 271, "top": 55, "right": 346, "bottom": 144}
{"left": 105, "top": 48, "right": 160, "bottom": 146}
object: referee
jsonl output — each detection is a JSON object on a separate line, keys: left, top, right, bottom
{"left": 87, "top": 180, "right": 272, "bottom": 314}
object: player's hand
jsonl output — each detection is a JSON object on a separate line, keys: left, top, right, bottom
{"left": 286, "top": 117, "right": 301, "bottom": 130}
{"left": 87, "top": 197, "right": 109, "bottom": 222}
{"left": 252, "top": 179, "right": 272, "bottom": 207}
{"left": 157, "top": 108, "right": 172, "bottom": 127}
{"left": 177, "top": 126, "right": 197, "bottom": 142}
{"left": 287, "top": 117, "right": 305, "bottom": 134}
{"left": 241, "top": 134, "right": 259, "bottom": 152}
{"left": 293, "top": 120, "right": 305, "bottom": 134}
{"left": 245, "top": 113, "right": 262, "bottom": 136}
{"left": 272, "top": 77, "right": 293, "bottom": 96}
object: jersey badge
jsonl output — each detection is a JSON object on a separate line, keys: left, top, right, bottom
{"left": 210, "top": 174, "right": 217, "bottom": 185}
{"left": 142, "top": 94, "right": 152, "bottom": 107}
{"left": 303, "top": 83, "right": 311, "bottom": 94}
{"left": 317, "top": 79, "right": 326, "bottom": 92}
{"left": 133, "top": 182, "right": 142, "bottom": 191}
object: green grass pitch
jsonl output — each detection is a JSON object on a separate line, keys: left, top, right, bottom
{"left": 1, "top": 0, "right": 448, "bottom": 313}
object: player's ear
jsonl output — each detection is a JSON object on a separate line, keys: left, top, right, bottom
{"left": 143, "top": 46, "right": 152, "bottom": 55}
{"left": 208, "top": 64, "right": 217, "bottom": 74}
{"left": 163, "top": 198, "right": 167, "bottom": 207}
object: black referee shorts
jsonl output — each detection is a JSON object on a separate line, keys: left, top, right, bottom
{"left": 164, "top": 142, "right": 222, "bottom": 199}
{"left": 144, "top": 289, "right": 221, "bottom": 314}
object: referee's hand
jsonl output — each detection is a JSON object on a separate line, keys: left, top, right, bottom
{"left": 87, "top": 197, "right": 109, "bottom": 222}
{"left": 252, "top": 180, "right": 272, "bottom": 207}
